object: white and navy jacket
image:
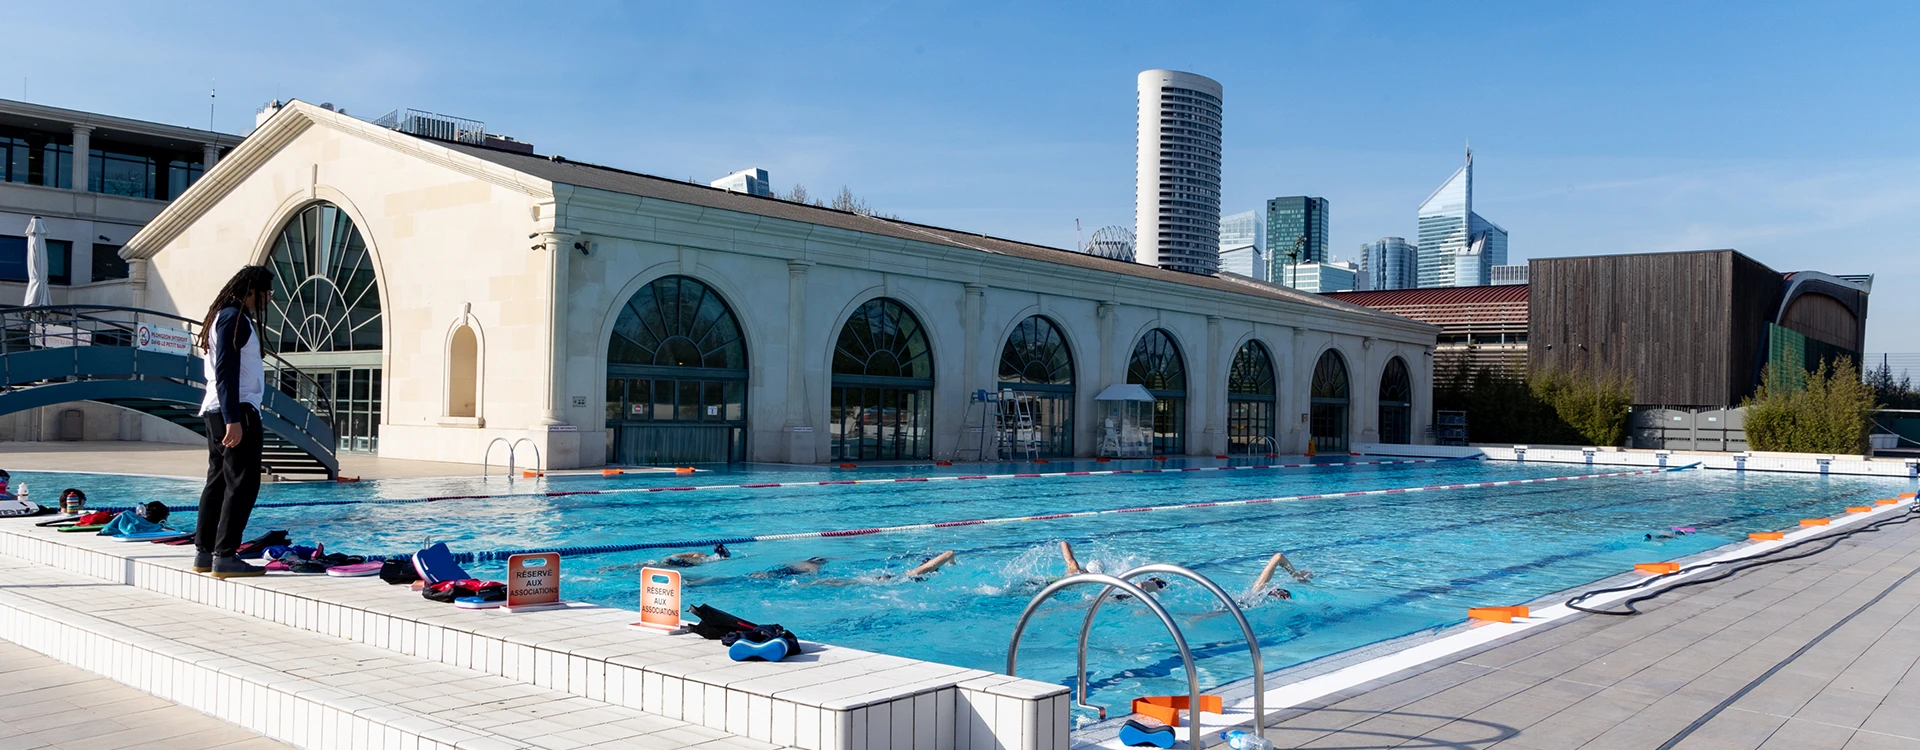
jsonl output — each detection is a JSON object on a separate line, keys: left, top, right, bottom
{"left": 198, "top": 307, "right": 265, "bottom": 423}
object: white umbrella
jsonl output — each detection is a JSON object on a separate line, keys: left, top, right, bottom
{"left": 22, "top": 217, "right": 51, "bottom": 307}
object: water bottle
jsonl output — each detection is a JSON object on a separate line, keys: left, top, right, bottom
{"left": 1219, "top": 730, "right": 1274, "bottom": 750}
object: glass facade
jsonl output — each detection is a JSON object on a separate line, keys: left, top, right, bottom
{"left": 831, "top": 298, "right": 934, "bottom": 461}
{"left": 1417, "top": 150, "right": 1507, "bottom": 288}
{"left": 998, "top": 315, "right": 1075, "bottom": 457}
{"left": 1289, "top": 261, "right": 1358, "bottom": 293}
{"left": 0, "top": 126, "right": 72, "bottom": 188}
{"left": 0, "top": 237, "right": 70, "bottom": 285}
{"left": 1139, "top": 75, "right": 1223, "bottom": 275}
{"left": 1127, "top": 329, "right": 1187, "bottom": 455}
{"left": 1226, "top": 341, "right": 1276, "bottom": 454}
{"left": 263, "top": 202, "right": 384, "bottom": 453}
{"left": 91, "top": 243, "right": 128, "bottom": 282}
{"left": 1266, "top": 196, "right": 1329, "bottom": 284}
{"left": 1361, "top": 237, "right": 1419, "bottom": 291}
{"left": 1379, "top": 357, "right": 1412, "bottom": 444}
{"left": 1310, "top": 350, "right": 1351, "bottom": 453}
{"left": 606, "top": 276, "right": 750, "bottom": 464}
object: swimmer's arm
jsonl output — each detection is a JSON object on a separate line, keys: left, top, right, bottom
{"left": 1060, "top": 541, "right": 1084, "bottom": 576}
{"left": 1253, "top": 553, "right": 1286, "bottom": 591}
{"left": 907, "top": 551, "right": 955, "bottom": 577}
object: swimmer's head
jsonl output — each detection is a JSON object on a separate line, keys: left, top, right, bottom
{"left": 1645, "top": 534, "right": 1654, "bottom": 541}
{"left": 713, "top": 544, "right": 731, "bottom": 558}
{"left": 1142, "top": 577, "right": 1169, "bottom": 591}
{"left": 1268, "top": 589, "right": 1292, "bottom": 600}
{"left": 806, "top": 557, "right": 828, "bottom": 565}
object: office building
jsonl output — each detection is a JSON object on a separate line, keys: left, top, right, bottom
{"left": 1416, "top": 148, "right": 1506, "bottom": 287}
{"left": 710, "top": 168, "right": 772, "bottom": 197}
{"left": 1360, "top": 237, "right": 1419, "bottom": 291}
{"left": 1266, "top": 196, "right": 1328, "bottom": 281}
{"left": 87, "top": 100, "right": 1435, "bottom": 468}
{"left": 1490, "top": 264, "right": 1528, "bottom": 285}
{"left": 1218, "top": 209, "right": 1265, "bottom": 280}
{"left": 1135, "top": 70, "right": 1223, "bottom": 275}
{"left": 0, "top": 97, "right": 237, "bottom": 443}
{"left": 1291, "top": 260, "right": 1358, "bottom": 293}
{"left": 1326, "top": 285, "right": 1531, "bottom": 385}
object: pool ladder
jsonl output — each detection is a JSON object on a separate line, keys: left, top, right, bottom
{"left": 482, "top": 437, "right": 544, "bottom": 479}
{"left": 1006, "top": 563, "right": 1268, "bottom": 745}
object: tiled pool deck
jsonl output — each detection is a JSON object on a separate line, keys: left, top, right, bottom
{"left": 1251, "top": 494, "right": 1920, "bottom": 749}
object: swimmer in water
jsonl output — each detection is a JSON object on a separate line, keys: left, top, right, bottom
{"left": 1646, "top": 528, "right": 1696, "bottom": 541}
{"left": 664, "top": 544, "right": 731, "bottom": 568}
{"left": 806, "top": 551, "right": 957, "bottom": 586}
{"left": 1256, "top": 552, "right": 1313, "bottom": 586}
{"left": 750, "top": 556, "right": 828, "bottom": 579}
{"left": 1061, "top": 541, "right": 1087, "bottom": 575}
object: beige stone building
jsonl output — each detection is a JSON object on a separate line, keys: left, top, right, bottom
{"left": 120, "top": 101, "right": 1437, "bottom": 468}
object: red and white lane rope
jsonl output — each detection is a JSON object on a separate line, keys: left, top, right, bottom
{"left": 449, "top": 464, "right": 1692, "bottom": 562}
{"left": 425, "top": 457, "right": 1465, "bottom": 503}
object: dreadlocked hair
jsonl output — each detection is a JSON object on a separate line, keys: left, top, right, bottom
{"left": 197, "top": 265, "right": 275, "bottom": 353}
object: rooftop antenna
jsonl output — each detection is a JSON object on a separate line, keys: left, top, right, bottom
{"left": 209, "top": 79, "right": 216, "bottom": 133}
{"left": 1075, "top": 218, "right": 1083, "bottom": 252}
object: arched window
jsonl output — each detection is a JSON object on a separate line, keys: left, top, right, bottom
{"left": 1227, "top": 341, "right": 1276, "bottom": 455}
{"left": 448, "top": 325, "right": 478, "bottom": 419}
{"left": 1127, "top": 329, "right": 1187, "bottom": 455}
{"left": 1310, "top": 350, "right": 1351, "bottom": 454}
{"left": 606, "top": 276, "right": 749, "bottom": 464}
{"left": 998, "top": 316, "right": 1075, "bottom": 457}
{"left": 264, "top": 202, "right": 382, "bottom": 452}
{"left": 831, "top": 298, "right": 934, "bottom": 461}
{"left": 1379, "top": 357, "right": 1412, "bottom": 444}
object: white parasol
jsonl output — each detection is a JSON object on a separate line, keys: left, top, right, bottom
{"left": 21, "top": 217, "right": 51, "bottom": 307}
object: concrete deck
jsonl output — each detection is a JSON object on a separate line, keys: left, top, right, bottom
{"left": 1261, "top": 507, "right": 1920, "bottom": 749}
{"left": 0, "top": 639, "right": 290, "bottom": 750}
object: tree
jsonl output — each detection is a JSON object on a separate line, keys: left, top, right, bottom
{"left": 1866, "top": 360, "right": 1920, "bottom": 409}
{"left": 1529, "top": 368, "right": 1634, "bottom": 447}
{"left": 779, "top": 183, "right": 821, "bottom": 207}
{"left": 1744, "top": 357, "right": 1878, "bottom": 454}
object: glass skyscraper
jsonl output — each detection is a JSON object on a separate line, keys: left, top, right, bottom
{"left": 1416, "top": 149, "right": 1507, "bottom": 287}
{"left": 1361, "top": 237, "right": 1419, "bottom": 291}
{"left": 1218, "top": 209, "right": 1266, "bottom": 281}
{"left": 1266, "top": 196, "right": 1328, "bottom": 285}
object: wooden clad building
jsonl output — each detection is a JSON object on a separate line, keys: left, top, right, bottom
{"left": 1529, "top": 249, "right": 1868, "bottom": 408}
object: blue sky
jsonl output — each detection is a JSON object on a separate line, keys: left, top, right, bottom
{"left": 14, "top": 1, "right": 1920, "bottom": 353}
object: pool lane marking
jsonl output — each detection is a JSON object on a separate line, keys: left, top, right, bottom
{"left": 414, "top": 457, "right": 1467, "bottom": 503}
{"left": 442, "top": 464, "right": 1687, "bottom": 563}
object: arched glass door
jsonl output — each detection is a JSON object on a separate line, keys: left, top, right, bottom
{"left": 831, "top": 298, "right": 934, "bottom": 461}
{"left": 605, "top": 276, "right": 749, "bottom": 464}
{"left": 1127, "top": 329, "right": 1186, "bottom": 455}
{"left": 1227, "top": 341, "right": 1276, "bottom": 454}
{"left": 998, "top": 316, "right": 1075, "bottom": 457}
{"left": 263, "top": 202, "right": 382, "bottom": 452}
{"left": 1310, "top": 350, "right": 1350, "bottom": 453}
{"left": 1379, "top": 357, "right": 1412, "bottom": 444}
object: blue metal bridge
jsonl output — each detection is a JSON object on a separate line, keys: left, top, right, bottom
{"left": 0, "top": 305, "right": 338, "bottom": 479}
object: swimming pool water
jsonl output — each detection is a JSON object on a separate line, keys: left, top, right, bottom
{"left": 14, "top": 459, "right": 1914, "bottom": 707}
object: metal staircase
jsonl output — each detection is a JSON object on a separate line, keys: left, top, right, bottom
{"left": 0, "top": 305, "right": 339, "bottom": 479}
{"left": 1007, "top": 563, "right": 1269, "bottom": 745}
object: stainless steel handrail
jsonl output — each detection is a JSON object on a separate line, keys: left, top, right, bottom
{"left": 1073, "top": 564, "right": 1267, "bottom": 744}
{"left": 1006, "top": 574, "right": 1205, "bottom": 740}
{"left": 482, "top": 437, "right": 514, "bottom": 478}
{"left": 513, "top": 437, "right": 544, "bottom": 476}
{"left": 1246, "top": 436, "right": 1278, "bottom": 457}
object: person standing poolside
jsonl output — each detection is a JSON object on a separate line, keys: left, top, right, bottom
{"left": 194, "top": 266, "right": 275, "bottom": 579}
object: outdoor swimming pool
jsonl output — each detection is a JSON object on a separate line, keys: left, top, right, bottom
{"left": 12, "top": 458, "right": 1915, "bottom": 707}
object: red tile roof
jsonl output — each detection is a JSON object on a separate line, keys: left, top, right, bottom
{"left": 1323, "top": 285, "right": 1528, "bottom": 307}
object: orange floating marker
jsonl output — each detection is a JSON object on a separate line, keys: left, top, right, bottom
{"left": 1096, "top": 457, "right": 1112, "bottom": 463}
{"left": 1635, "top": 562, "right": 1681, "bottom": 575}
{"left": 935, "top": 461, "right": 953, "bottom": 466}
{"left": 602, "top": 469, "right": 624, "bottom": 476}
{"left": 1847, "top": 506, "right": 1872, "bottom": 514}
{"left": 838, "top": 463, "right": 857, "bottom": 469}
{"left": 521, "top": 470, "right": 544, "bottom": 478}
{"left": 1878, "top": 499, "right": 1900, "bottom": 505}
{"left": 1035, "top": 459, "right": 1050, "bottom": 464}
{"left": 674, "top": 467, "right": 696, "bottom": 475}
{"left": 1130, "top": 695, "right": 1223, "bottom": 727}
{"left": 334, "top": 476, "right": 361, "bottom": 483}
{"left": 1468, "top": 605, "right": 1530, "bottom": 623}
{"left": 1153, "top": 456, "right": 1169, "bottom": 462}
{"left": 1750, "top": 532, "right": 1785, "bottom": 541}
{"left": 1214, "top": 455, "right": 1229, "bottom": 460}
{"left": 1902, "top": 492, "right": 1918, "bottom": 499}
{"left": 1800, "top": 518, "right": 1830, "bottom": 527}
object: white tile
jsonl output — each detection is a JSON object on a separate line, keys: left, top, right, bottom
{"left": 913, "top": 692, "right": 937, "bottom": 750}
{"left": 795, "top": 705, "right": 822, "bottom": 750}
{"left": 935, "top": 689, "right": 956, "bottom": 750}
{"left": 726, "top": 689, "right": 752, "bottom": 737}
{"left": 771, "top": 697, "right": 796, "bottom": 746}
{"left": 585, "top": 657, "right": 605, "bottom": 701}
{"left": 660, "top": 675, "right": 684, "bottom": 720}
{"left": 703, "top": 682, "right": 727, "bottom": 730}
{"left": 892, "top": 697, "right": 914, "bottom": 749}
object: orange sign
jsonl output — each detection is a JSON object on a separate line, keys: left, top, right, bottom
{"left": 505, "top": 553, "right": 562, "bottom": 611}
{"left": 635, "top": 567, "right": 682, "bottom": 631}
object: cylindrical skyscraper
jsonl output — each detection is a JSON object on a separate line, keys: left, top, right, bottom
{"left": 1135, "top": 70, "right": 1223, "bottom": 275}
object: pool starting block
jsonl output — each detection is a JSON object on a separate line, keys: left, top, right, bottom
{"left": 1468, "top": 605, "right": 1530, "bottom": 624}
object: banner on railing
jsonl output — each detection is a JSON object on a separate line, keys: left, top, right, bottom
{"left": 136, "top": 323, "right": 193, "bottom": 356}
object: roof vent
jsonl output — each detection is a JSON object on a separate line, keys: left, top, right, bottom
{"left": 372, "top": 108, "right": 487, "bottom": 145}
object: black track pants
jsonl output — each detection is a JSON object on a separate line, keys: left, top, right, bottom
{"left": 197, "top": 405, "right": 262, "bottom": 556}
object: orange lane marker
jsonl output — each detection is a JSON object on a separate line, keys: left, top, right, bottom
{"left": 1847, "top": 506, "right": 1872, "bottom": 514}
{"left": 1901, "top": 492, "right": 1918, "bottom": 499}
{"left": 674, "top": 467, "right": 696, "bottom": 475}
{"left": 1878, "top": 499, "right": 1901, "bottom": 505}
{"left": 1750, "top": 532, "right": 1786, "bottom": 541}
{"left": 1635, "top": 562, "right": 1681, "bottom": 575}
{"left": 1800, "top": 518, "right": 1831, "bottom": 527}
{"left": 602, "top": 469, "right": 624, "bottom": 476}
{"left": 1468, "top": 605, "right": 1531, "bottom": 624}
{"left": 521, "top": 470, "right": 544, "bottom": 478}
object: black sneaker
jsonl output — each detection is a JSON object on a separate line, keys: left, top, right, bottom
{"left": 193, "top": 551, "right": 213, "bottom": 573}
{"left": 210, "top": 555, "right": 265, "bottom": 579}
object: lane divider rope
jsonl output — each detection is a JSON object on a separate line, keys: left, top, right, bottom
{"left": 400, "top": 463, "right": 1695, "bottom": 564}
